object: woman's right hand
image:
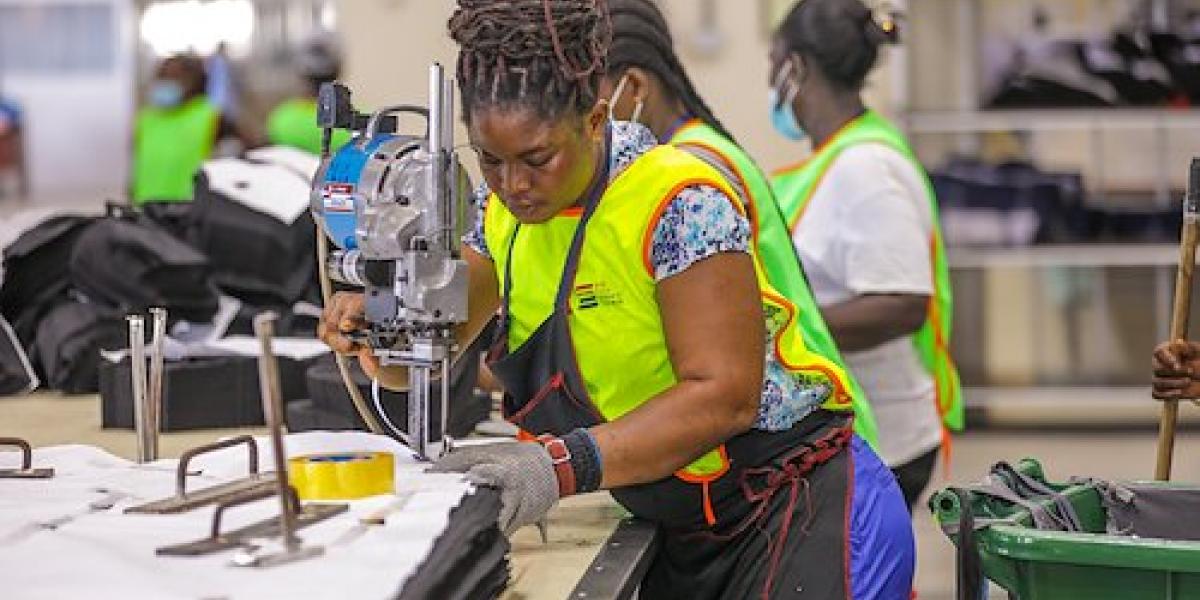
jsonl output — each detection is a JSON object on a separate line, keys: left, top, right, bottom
{"left": 1152, "top": 340, "right": 1200, "bottom": 401}
{"left": 318, "top": 291, "right": 367, "bottom": 356}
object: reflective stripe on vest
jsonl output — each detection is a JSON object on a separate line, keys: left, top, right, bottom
{"left": 133, "top": 96, "right": 219, "bottom": 204}
{"left": 671, "top": 121, "right": 879, "bottom": 447}
{"left": 484, "top": 144, "right": 855, "bottom": 478}
{"left": 770, "top": 110, "right": 964, "bottom": 434}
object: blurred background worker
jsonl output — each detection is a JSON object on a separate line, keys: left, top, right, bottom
{"left": 130, "top": 54, "right": 224, "bottom": 206}
{"left": 768, "top": 0, "right": 963, "bottom": 510}
{"left": 267, "top": 32, "right": 351, "bottom": 155}
{"left": 597, "top": 0, "right": 878, "bottom": 447}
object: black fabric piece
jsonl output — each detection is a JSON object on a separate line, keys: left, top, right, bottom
{"left": 892, "top": 445, "right": 940, "bottom": 511}
{"left": 1088, "top": 480, "right": 1200, "bottom": 541}
{"left": 139, "top": 201, "right": 195, "bottom": 241}
{"left": 562, "top": 428, "right": 602, "bottom": 494}
{"left": 31, "top": 300, "right": 126, "bottom": 393}
{"left": 186, "top": 166, "right": 319, "bottom": 306}
{"left": 69, "top": 218, "right": 219, "bottom": 322}
{"left": 99, "top": 354, "right": 314, "bottom": 431}
{"left": 285, "top": 399, "right": 360, "bottom": 432}
{"left": 0, "top": 314, "right": 36, "bottom": 395}
{"left": 224, "top": 302, "right": 319, "bottom": 338}
{"left": 395, "top": 488, "right": 510, "bottom": 600}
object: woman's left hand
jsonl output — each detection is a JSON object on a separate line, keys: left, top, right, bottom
{"left": 431, "top": 442, "right": 560, "bottom": 535}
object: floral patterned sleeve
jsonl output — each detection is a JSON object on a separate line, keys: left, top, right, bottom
{"left": 648, "top": 184, "right": 751, "bottom": 281}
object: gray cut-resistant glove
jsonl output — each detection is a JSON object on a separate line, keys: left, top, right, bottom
{"left": 430, "top": 442, "right": 559, "bottom": 536}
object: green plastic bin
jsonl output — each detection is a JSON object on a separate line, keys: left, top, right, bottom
{"left": 931, "top": 459, "right": 1200, "bottom": 600}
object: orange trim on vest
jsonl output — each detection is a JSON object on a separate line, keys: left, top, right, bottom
{"left": 760, "top": 287, "right": 852, "bottom": 408}
{"left": 674, "top": 444, "right": 731, "bottom": 483}
{"left": 641, "top": 177, "right": 745, "bottom": 277}
{"left": 925, "top": 231, "right": 958, "bottom": 477}
{"left": 770, "top": 117, "right": 863, "bottom": 177}
{"left": 673, "top": 117, "right": 705, "bottom": 138}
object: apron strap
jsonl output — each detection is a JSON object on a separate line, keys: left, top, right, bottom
{"left": 499, "top": 125, "right": 613, "bottom": 318}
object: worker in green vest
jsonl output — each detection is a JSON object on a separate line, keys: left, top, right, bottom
{"left": 320, "top": 1, "right": 913, "bottom": 596}
{"left": 267, "top": 32, "right": 352, "bottom": 155}
{"left": 597, "top": 0, "right": 878, "bottom": 449}
{"left": 768, "top": 0, "right": 963, "bottom": 510}
{"left": 131, "top": 54, "right": 221, "bottom": 205}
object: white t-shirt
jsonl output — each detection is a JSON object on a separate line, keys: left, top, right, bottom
{"left": 791, "top": 142, "right": 942, "bottom": 467}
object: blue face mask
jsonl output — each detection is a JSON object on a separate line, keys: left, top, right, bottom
{"left": 769, "top": 61, "right": 806, "bottom": 141}
{"left": 149, "top": 80, "right": 184, "bottom": 108}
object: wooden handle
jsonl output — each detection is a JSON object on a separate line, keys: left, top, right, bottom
{"left": 1156, "top": 219, "right": 1200, "bottom": 480}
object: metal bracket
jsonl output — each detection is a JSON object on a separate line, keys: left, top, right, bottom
{"left": 155, "top": 486, "right": 346, "bottom": 557}
{"left": 568, "top": 518, "right": 660, "bottom": 600}
{"left": 158, "top": 312, "right": 347, "bottom": 566}
{"left": 125, "top": 435, "right": 276, "bottom": 514}
{"left": 0, "top": 437, "right": 54, "bottom": 479}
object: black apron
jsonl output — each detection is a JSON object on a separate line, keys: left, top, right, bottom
{"left": 485, "top": 148, "right": 857, "bottom": 599}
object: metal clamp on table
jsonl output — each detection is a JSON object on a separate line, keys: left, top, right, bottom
{"left": 0, "top": 436, "right": 54, "bottom": 479}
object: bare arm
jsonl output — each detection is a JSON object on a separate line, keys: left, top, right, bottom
{"left": 317, "top": 246, "right": 501, "bottom": 389}
{"left": 820, "top": 293, "right": 928, "bottom": 353}
{"left": 590, "top": 253, "right": 764, "bottom": 489}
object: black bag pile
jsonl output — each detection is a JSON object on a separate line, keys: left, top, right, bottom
{"left": 0, "top": 315, "right": 36, "bottom": 395}
{"left": 186, "top": 148, "right": 320, "bottom": 311}
{"left": 1, "top": 208, "right": 220, "bottom": 393}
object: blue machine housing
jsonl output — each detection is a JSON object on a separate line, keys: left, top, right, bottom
{"left": 315, "top": 134, "right": 396, "bottom": 251}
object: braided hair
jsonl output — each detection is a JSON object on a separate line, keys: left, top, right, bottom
{"left": 777, "top": 0, "right": 900, "bottom": 92}
{"left": 448, "top": 0, "right": 612, "bottom": 124}
{"left": 605, "top": 0, "right": 734, "bottom": 141}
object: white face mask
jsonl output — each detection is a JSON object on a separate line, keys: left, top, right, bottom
{"left": 608, "top": 73, "right": 644, "bottom": 124}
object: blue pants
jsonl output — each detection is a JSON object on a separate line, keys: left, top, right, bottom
{"left": 849, "top": 434, "right": 917, "bottom": 599}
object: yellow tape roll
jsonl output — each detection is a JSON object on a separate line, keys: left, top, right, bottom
{"left": 288, "top": 452, "right": 395, "bottom": 501}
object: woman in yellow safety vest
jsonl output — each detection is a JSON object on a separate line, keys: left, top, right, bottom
{"left": 597, "top": 0, "right": 879, "bottom": 448}
{"left": 320, "top": 1, "right": 912, "bottom": 597}
{"left": 767, "top": 0, "right": 964, "bottom": 510}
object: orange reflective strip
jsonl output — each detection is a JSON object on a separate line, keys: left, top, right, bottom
{"left": 770, "top": 117, "right": 861, "bottom": 177}
{"left": 702, "top": 481, "right": 717, "bottom": 526}
{"left": 674, "top": 445, "right": 731, "bottom": 483}
{"left": 641, "top": 176, "right": 746, "bottom": 277}
{"left": 760, "top": 288, "right": 851, "bottom": 406}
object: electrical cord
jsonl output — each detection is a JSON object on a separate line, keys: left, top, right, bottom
{"left": 372, "top": 377, "right": 414, "bottom": 448}
{"left": 316, "top": 226, "right": 387, "bottom": 435}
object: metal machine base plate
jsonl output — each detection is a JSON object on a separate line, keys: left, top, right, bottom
{"left": 126, "top": 475, "right": 276, "bottom": 515}
{"left": 156, "top": 503, "right": 348, "bottom": 556}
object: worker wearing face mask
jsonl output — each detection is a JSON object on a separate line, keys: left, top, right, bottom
{"left": 768, "top": 0, "right": 963, "bottom": 511}
{"left": 596, "top": 0, "right": 878, "bottom": 448}
{"left": 131, "top": 54, "right": 221, "bottom": 205}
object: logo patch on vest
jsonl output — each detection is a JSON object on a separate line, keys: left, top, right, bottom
{"left": 572, "top": 282, "right": 621, "bottom": 310}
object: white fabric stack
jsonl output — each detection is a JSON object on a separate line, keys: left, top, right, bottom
{"left": 0, "top": 432, "right": 474, "bottom": 600}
